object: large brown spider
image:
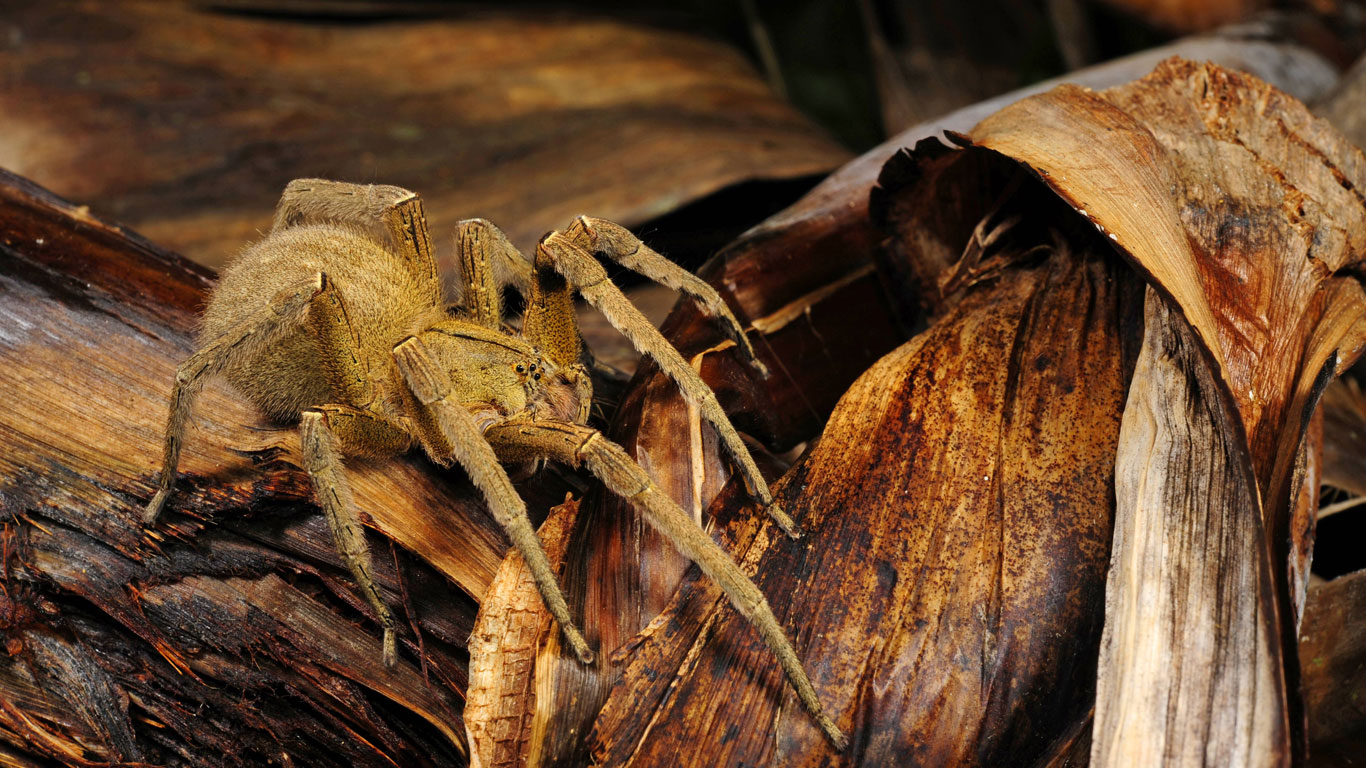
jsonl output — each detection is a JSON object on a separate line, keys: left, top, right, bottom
{"left": 143, "top": 179, "right": 845, "bottom": 749}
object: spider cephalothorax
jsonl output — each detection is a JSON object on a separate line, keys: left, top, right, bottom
{"left": 144, "top": 179, "right": 845, "bottom": 748}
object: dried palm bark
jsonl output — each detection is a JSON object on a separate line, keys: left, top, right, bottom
{"left": 461, "top": 58, "right": 1366, "bottom": 767}
{"left": 0, "top": 168, "right": 556, "bottom": 765}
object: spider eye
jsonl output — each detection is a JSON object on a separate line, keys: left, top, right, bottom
{"left": 515, "top": 363, "right": 526, "bottom": 373}
{"left": 533, "top": 372, "right": 541, "bottom": 381}
{"left": 528, "top": 363, "right": 536, "bottom": 371}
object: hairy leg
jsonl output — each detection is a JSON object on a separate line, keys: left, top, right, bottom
{"left": 391, "top": 336, "right": 594, "bottom": 664}
{"left": 300, "top": 405, "right": 413, "bottom": 668}
{"left": 535, "top": 224, "right": 797, "bottom": 536}
{"left": 144, "top": 276, "right": 324, "bottom": 524}
{"left": 273, "top": 179, "right": 441, "bottom": 305}
{"left": 484, "top": 416, "right": 847, "bottom": 750}
{"left": 309, "top": 273, "right": 374, "bottom": 407}
{"left": 454, "top": 218, "right": 535, "bottom": 328}
{"left": 561, "top": 216, "right": 766, "bottom": 376}
{"left": 453, "top": 219, "right": 596, "bottom": 421}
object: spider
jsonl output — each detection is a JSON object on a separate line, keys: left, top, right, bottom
{"left": 143, "top": 179, "right": 846, "bottom": 749}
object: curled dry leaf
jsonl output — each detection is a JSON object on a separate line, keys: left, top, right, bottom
{"left": 480, "top": 58, "right": 1366, "bottom": 766}
{"left": 466, "top": 497, "right": 581, "bottom": 768}
{"left": 460, "top": 38, "right": 1348, "bottom": 767}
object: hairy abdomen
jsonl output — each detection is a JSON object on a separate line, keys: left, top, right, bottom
{"left": 201, "top": 224, "right": 439, "bottom": 421}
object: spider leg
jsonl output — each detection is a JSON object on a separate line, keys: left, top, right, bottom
{"left": 524, "top": 246, "right": 596, "bottom": 424}
{"left": 273, "top": 179, "right": 440, "bottom": 304}
{"left": 391, "top": 336, "right": 595, "bottom": 664}
{"left": 535, "top": 225, "right": 798, "bottom": 537}
{"left": 301, "top": 405, "right": 413, "bottom": 668}
{"left": 145, "top": 276, "right": 324, "bottom": 524}
{"left": 484, "top": 416, "right": 848, "bottom": 751}
{"left": 559, "top": 216, "right": 767, "bottom": 376}
{"left": 453, "top": 219, "right": 596, "bottom": 422}
{"left": 454, "top": 218, "right": 534, "bottom": 328}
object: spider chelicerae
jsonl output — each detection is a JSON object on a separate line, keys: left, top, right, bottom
{"left": 143, "top": 179, "right": 845, "bottom": 749}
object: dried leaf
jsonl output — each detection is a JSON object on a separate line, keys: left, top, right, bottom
{"left": 590, "top": 235, "right": 1144, "bottom": 765}
{"left": 0, "top": 1, "right": 848, "bottom": 269}
{"left": 954, "top": 62, "right": 1366, "bottom": 765}
{"left": 460, "top": 38, "right": 1347, "bottom": 766}
{"left": 1320, "top": 376, "right": 1366, "bottom": 498}
{"left": 1299, "top": 568, "right": 1366, "bottom": 765}
{"left": 466, "top": 498, "right": 580, "bottom": 768}
{"left": 1095, "top": 288, "right": 1289, "bottom": 766}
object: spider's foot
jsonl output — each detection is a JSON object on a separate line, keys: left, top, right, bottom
{"left": 748, "top": 356, "right": 770, "bottom": 379}
{"left": 818, "top": 715, "right": 848, "bottom": 752}
{"left": 382, "top": 628, "right": 397, "bottom": 669}
{"left": 565, "top": 627, "right": 596, "bottom": 664}
{"left": 143, "top": 489, "right": 171, "bottom": 526}
{"left": 766, "top": 501, "right": 802, "bottom": 539}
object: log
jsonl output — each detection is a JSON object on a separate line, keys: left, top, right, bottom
{"left": 0, "top": 168, "right": 540, "bottom": 765}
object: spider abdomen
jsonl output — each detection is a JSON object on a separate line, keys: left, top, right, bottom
{"left": 201, "top": 223, "right": 441, "bottom": 421}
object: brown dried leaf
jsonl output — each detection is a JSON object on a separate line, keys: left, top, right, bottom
{"left": 459, "top": 38, "right": 1347, "bottom": 766}
{"left": 1299, "top": 568, "right": 1366, "bottom": 765}
{"left": 954, "top": 61, "right": 1366, "bottom": 765}
{"left": 1320, "top": 376, "right": 1366, "bottom": 498}
{"left": 466, "top": 498, "right": 580, "bottom": 768}
{"left": 590, "top": 234, "right": 1144, "bottom": 765}
{"left": 523, "top": 57, "right": 1366, "bottom": 766}
{"left": 0, "top": 1, "right": 849, "bottom": 269}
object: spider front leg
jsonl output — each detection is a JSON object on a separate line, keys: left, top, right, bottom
{"left": 535, "top": 223, "right": 799, "bottom": 537}
{"left": 274, "top": 179, "right": 441, "bottom": 304}
{"left": 459, "top": 218, "right": 594, "bottom": 423}
{"left": 484, "top": 416, "right": 848, "bottom": 750}
{"left": 391, "top": 336, "right": 595, "bottom": 664}
{"left": 454, "top": 218, "right": 535, "bottom": 329}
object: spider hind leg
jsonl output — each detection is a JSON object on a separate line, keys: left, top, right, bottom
{"left": 485, "top": 416, "right": 846, "bottom": 749}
